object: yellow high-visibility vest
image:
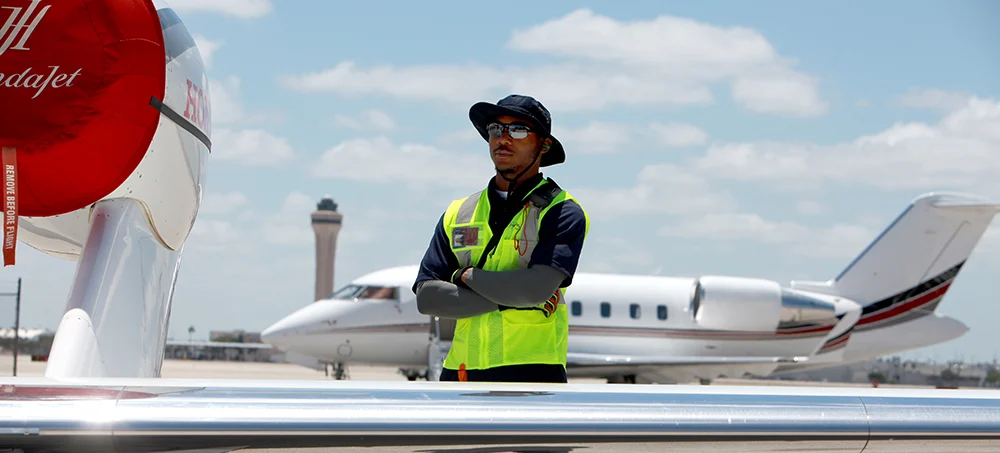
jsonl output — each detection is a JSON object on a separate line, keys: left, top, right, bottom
{"left": 441, "top": 178, "right": 589, "bottom": 370}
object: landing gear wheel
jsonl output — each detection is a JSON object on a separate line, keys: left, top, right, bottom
{"left": 607, "top": 374, "right": 637, "bottom": 384}
{"left": 331, "top": 362, "right": 348, "bottom": 380}
{"left": 398, "top": 368, "right": 426, "bottom": 381}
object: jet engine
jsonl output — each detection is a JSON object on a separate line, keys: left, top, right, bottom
{"left": 690, "top": 276, "right": 784, "bottom": 331}
{"left": 1, "top": 0, "right": 209, "bottom": 263}
{"left": 690, "top": 276, "right": 838, "bottom": 332}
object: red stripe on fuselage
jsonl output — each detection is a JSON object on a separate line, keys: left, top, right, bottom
{"left": 857, "top": 282, "right": 951, "bottom": 326}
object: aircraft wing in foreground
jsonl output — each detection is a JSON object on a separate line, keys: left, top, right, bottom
{"left": 1, "top": 1, "right": 998, "bottom": 452}
{"left": 3, "top": 377, "right": 1000, "bottom": 453}
{"left": 566, "top": 352, "right": 808, "bottom": 369}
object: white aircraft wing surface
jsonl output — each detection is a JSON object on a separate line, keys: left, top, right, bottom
{"left": 2, "top": 376, "right": 1000, "bottom": 453}
{"left": 567, "top": 352, "right": 808, "bottom": 368}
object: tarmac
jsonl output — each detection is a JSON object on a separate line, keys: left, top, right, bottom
{"left": 0, "top": 354, "right": 938, "bottom": 387}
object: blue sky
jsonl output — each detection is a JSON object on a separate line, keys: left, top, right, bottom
{"left": 1, "top": 0, "right": 998, "bottom": 364}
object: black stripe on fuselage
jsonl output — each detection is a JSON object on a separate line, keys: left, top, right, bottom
{"left": 150, "top": 7, "right": 211, "bottom": 150}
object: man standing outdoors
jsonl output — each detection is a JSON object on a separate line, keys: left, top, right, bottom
{"left": 412, "top": 94, "right": 589, "bottom": 383}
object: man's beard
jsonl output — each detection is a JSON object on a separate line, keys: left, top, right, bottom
{"left": 493, "top": 145, "right": 521, "bottom": 177}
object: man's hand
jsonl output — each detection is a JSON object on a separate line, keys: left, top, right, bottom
{"left": 450, "top": 266, "right": 473, "bottom": 290}
{"left": 537, "top": 290, "right": 561, "bottom": 318}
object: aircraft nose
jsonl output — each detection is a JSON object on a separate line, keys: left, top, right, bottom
{"left": 261, "top": 302, "right": 339, "bottom": 350}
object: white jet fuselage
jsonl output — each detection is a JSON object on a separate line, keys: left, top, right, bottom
{"left": 264, "top": 192, "right": 997, "bottom": 383}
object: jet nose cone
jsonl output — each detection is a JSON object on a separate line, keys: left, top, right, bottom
{"left": 259, "top": 321, "right": 286, "bottom": 346}
{"left": 261, "top": 302, "right": 336, "bottom": 350}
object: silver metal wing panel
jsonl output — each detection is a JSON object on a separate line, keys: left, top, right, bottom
{"left": 1, "top": 378, "right": 998, "bottom": 453}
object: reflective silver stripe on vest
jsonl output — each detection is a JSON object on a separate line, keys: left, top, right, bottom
{"left": 517, "top": 203, "right": 543, "bottom": 268}
{"left": 454, "top": 191, "right": 482, "bottom": 267}
{"left": 456, "top": 191, "right": 481, "bottom": 224}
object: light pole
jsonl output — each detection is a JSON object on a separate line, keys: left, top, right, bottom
{"left": 1, "top": 278, "right": 21, "bottom": 376}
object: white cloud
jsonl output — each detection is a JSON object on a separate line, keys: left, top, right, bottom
{"left": 647, "top": 123, "right": 709, "bottom": 148}
{"left": 212, "top": 128, "right": 296, "bottom": 165}
{"left": 189, "top": 193, "right": 316, "bottom": 252}
{"left": 282, "top": 9, "right": 824, "bottom": 117}
{"left": 209, "top": 76, "right": 246, "bottom": 124}
{"left": 284, "top": 61, "right": 498, "bottom": 103}
{"left": 310, "top": 136, "right": 491, "bottom": 189}
{"left": 188, "top": 219, "right": 246, "bottom": 251}
{"left": 333, "top": 109, "right": 396, "bottom": 132}
{"left": 167, "top": 0, "right": 273, "bottom": 19}
{"left": 437, "top": 128, "right": 483, "bottom": 146}
{"left": 283, "top": 61, "right": 713, "bottom": 113}
{"left": 549, "top": 121, "right": 707, "bottom": 154}
{"left": 796, "top": 200, "right": 828, "bottom": 215}
{"left": 190, "top": 193, "right": 314, "bottom": 251}
{"left": 208, "top": 75, "right": 276, "bottom": 125}
{"left": 896, "top": 88, "right": 975, "bottom": 112}
{"left": 280, "top": 192, "right": 318, "bottom": 214}
{"left": 553, "top": 121, "right": 633, "bottom": 154}
{"left": 659, "top": 212, "right": 876, "bottom": 259}
{"left": 572, "top": 164, "right": 737, "bottom": 218}
{"left": 256, "top": 193, "right": 317, "bottom": 246}
{"left": 201, "top": 191, "right": 247, "bottom": 214}
{"left": 507, "top": 9, "right": 776, "bottom": 77}
{"left": 193, "top": 35, "right": 222, "bottom": 68}
{"left": 576, "top": 236, "right": 657, "bottom": 274}
{"left": 731, "top": 69, "right": 826, "bottom": 117}
{"left": 201, "top": 53, "right": 293, "bottom": 169}
{"left": 690, "top": 97, "right": 1000, "bottom": 193}
{"left": 188, "top": 191, "right": 416, "bottom": 254}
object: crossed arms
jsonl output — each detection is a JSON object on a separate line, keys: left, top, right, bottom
{"left": 416, "top": 266, "right": 567, "bottom": 318}
{"left": 412, "top": 200, "right": 587, "bottom": 319}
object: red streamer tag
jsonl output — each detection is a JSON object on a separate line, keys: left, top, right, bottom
{"left": 2, "top": 146, "right": 17, "bottom": 266}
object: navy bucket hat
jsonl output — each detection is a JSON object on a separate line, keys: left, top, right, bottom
{"left": 469, "top": 94, "right": 565, "bottom": 167}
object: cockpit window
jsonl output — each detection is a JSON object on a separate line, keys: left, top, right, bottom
{"left": 359, "top": 286, "right": 397, "bottom": 299}
{"left": 329, "top": 284, "right": 398, "bottom": 300}
{"left": 330, "top": 285, "right": 362, "bottom": 299}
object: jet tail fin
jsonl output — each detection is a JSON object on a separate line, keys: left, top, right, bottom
{"left": 792, "top": 192, "right": 999, "bottom": 311}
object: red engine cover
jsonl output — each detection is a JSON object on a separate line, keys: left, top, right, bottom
{"left": 0, "top": 0, "right": 165, "bottom": 264}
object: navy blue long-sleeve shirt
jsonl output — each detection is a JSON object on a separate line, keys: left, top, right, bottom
{"left": 412, "top": 174, "right": 587, "bottom": 294}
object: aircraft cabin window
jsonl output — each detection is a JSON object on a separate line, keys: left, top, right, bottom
{"left": 571, "top": 301, "right": 582, "bottom": 316}
{"left": 630, "top": 303, "right": 640, "bottom": 319}
{"left": 657, "top": 305, "right": 668, "bottom": 320}
{"left": 600, "top": 302, "right": 611, "bottom": 318}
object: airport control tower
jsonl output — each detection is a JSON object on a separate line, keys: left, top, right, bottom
{"left": 312, "top": 196, "right": 343, "bottom": 302}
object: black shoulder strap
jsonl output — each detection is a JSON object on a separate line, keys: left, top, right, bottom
{"left": 474, "top": 179, "right": 562, "bottom": 269}
{"left": 527, "top": 179, "right": 563, "bottom": 209}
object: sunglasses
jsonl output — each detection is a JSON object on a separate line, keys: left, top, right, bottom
{"left": 487, "top": 122, "right": 532, "bottom": 139}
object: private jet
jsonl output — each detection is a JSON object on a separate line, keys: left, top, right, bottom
{"left": 261, "top": 191, "right": 998, "bottom": 384}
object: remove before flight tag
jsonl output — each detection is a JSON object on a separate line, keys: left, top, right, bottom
{"left": 2, "top": 147, "right": 18, "bottom": 266}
